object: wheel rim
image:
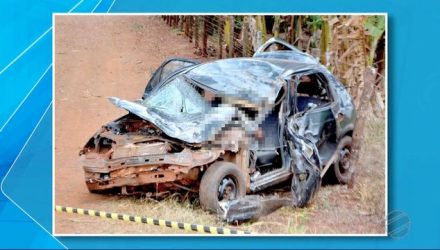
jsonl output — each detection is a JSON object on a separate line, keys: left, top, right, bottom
{"left": 338, "top": 147, "right": 352, "bottom": 176}
{"left": 218, "top": 176, "right": 237, "bottom": 201}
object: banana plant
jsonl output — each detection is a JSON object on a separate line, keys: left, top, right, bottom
{"left": 364, "top": 15, "right": 385, "bottom": 66}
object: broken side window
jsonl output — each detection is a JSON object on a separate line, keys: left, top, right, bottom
{"left": 295, "top": 72, "right": 331, "bottom": 112}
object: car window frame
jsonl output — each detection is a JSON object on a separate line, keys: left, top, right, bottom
{"left": 143, "top": 57, "right": 199, "bottom": 98}
{"left": 291, "top": 69, "right": 336, "bottom": 113}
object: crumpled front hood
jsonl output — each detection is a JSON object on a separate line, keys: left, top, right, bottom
{"left": 108, "top": 97, "right": 236, "bottom": 144}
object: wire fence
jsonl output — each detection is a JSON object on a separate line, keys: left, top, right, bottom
{"left": 161, "top": 15, "right": 342, "bottom": 59}
{"left": 161, "top": 15, "right": 386, "bottom": 116}
{"left": 162, "top": 15, "right": 290, "bottom": 59}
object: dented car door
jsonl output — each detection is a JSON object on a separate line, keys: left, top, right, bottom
{"left": 291, "top": 70, "right": 338, "bottom": 148}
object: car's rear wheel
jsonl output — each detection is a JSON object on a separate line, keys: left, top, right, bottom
{"left": 199, "top": 161, "right": 246, "bottom": 214}
{"left": 334, "top": 136, "right": 354, "bottom": 184}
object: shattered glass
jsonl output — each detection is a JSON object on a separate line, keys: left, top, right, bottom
{"left": 109, "top": 95, "right": 237, "bottom": 144}
{"left": 143, "top": 76, "right": 209, "bottom": 118}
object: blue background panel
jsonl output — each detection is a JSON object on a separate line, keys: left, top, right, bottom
{"left": 0, "top": 0, "right": 439, "bottom": 249}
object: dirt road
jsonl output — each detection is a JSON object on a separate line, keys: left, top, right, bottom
{"left": 54, "top": 16, "right": 385, "bottom": 234}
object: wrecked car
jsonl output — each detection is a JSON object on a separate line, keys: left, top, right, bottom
{"left": 79, "top": 38, "right": 356, "bottom": 219}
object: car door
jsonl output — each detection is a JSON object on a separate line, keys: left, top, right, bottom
{"left": 326, "top": 74, "right": 356, "bottom": 139}
{"left": 143, "top": 58, "right": 199, "bottom": 97}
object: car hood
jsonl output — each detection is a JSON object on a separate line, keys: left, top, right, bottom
{"left": 108, "top": 97, "right": 236, "bottom": 144}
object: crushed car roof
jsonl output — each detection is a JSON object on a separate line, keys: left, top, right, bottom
{"left": 185, "top": 57, "right": 318, "bottom": 106}
{"left": 253, "top": 50, "right": 319, "bottom": 64}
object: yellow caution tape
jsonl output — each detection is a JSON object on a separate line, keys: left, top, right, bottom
{"left": 55, "top": 205, "right": 251, "bottom": 235}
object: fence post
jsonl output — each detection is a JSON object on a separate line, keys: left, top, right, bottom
{"left": 179, "top": 15, "right": 184, "bottom": 32}
{"left": 320, "top": 18, "right": 330, "bottom": 66}
{"left": 288, "top": 16, "right": 295, "bottom": 43}
{"left": 229, "top": 16, "right": 235, "bottom": 58}
{"left": 173, "top": 15, "right": 178, "bottom": 27}
{"left": 273, "top": 15, "right": 281, "bottom": 38}
{"left": 295, "top": 16, "right": 302, "bottom": 48}
{"left": 218, "top": 17, "right": 223, "bottom": 59}
{"left": 188, "top": 16, "right": 193, "bottom": 43}
{"left": 242, "top": 17, "right": 249, "bottom": 57}
{"left": 202, "top": 17, "right": 208, "bottom": 57}
{"left": 184, "top": 16, "right": 190, "bottom": 37}
{"left": 194, "top": 16, "right": 199, "bottom": 49}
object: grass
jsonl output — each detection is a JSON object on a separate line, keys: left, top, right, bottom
{"left": 355, "top": 116, "right": 386, "bottom": 217}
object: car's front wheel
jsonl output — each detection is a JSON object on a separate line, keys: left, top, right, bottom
{"left": 199, "top": 161, "right": 246, "bottom": 214}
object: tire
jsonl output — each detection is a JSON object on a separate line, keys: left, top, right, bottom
{"left": 199, "top": 161, "right": 246, "bottom": 214}
{"left": 334, "top": 136, "right": 354, "bottom": 184}
{"left": 291, "top": 165, "right": 321, "bottom": 208}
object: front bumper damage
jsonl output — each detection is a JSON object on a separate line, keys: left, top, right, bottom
{"left": 80, "top": 117, "right": 222, "bottom": 193}
{"left": 83, "top": 148, "right": 221, "bottom": 192}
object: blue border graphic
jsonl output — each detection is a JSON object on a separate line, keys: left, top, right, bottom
{"left": 1, "top": 0, "right": 439, "bottom": 248}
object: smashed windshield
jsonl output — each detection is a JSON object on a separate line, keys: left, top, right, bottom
{"left": 142, "top": 76, "right": 209, "bottom": 118}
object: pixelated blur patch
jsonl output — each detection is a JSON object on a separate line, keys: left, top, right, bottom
{"left": 387, "top": 210, "right": 410, "bottom": 239}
